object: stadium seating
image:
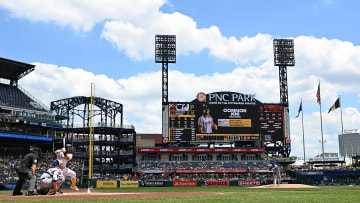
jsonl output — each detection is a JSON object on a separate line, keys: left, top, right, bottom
{"left": 137, "top": 161, "right": 270, "bottom": 171}
{"left": 0, "top": 83, "right": 45, "bottom": 111}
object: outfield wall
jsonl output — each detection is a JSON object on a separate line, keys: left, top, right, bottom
{"left": 89, "top": 180, "right": 262, "bottom": 188}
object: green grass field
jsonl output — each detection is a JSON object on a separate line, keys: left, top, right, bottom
{"left": 1, "top": 186, "right": 360, "bottom": 203}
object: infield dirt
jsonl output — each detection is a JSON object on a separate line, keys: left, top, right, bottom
{"left": 0, "top": 189, "right": 223, "bottom": 200}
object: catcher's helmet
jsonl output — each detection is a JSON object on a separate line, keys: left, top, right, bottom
{"left": 38, "top": 188, "right": 49, "bottom": 195}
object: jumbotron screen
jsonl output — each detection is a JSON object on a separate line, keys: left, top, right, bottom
{"left": 167, "top": 92, "right": 284, "bottom": 143}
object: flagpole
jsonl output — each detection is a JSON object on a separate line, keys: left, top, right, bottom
{"left": 339, "top": 95, "right": 344, "bottom": 135}
{"left": 320, "top": 101, "right": 325, "bottom": 169}
{"left": 301, "top": 99, "right": 306, "bottom": 165}
{"left": 319, "top": 82, "right": 325, "bottom": 170}
{"left": 339, "top": 95, "right": 344, "bottom": 157}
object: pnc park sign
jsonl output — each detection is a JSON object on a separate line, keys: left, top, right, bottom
{"left": 194, "top": 91, "right": 261, "bottom": 105}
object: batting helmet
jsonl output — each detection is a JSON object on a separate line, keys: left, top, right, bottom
{"left": 53, "top": 160, "right": 60, "bottom": 167}
{"left": 65, "top": 144, "right": 72, "bottom": 148}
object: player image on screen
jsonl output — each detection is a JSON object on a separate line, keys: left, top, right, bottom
{"left": 198, "top": 104, "right": 218, "bottom": 133}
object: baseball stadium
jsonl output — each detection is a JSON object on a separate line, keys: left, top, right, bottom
{"left": 0, "top": 36, "right": 360, "bottom": 203}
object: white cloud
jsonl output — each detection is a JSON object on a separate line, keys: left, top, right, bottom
{"left": 0, "top": 0, "right": 272, "bottom": 63}
{"left": 102, "top": 13, "right": 273, "bottom": 62}
{"left": 0, "top": 0, "right": 166, "bottom": 32}
{"left": 19, "top": 62, "right": 280, "bottom": 133}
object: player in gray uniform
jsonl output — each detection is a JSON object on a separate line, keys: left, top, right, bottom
{"left": 13, "top": 147, "right": 41, "bottom": 196}
{"left": 271, "top": 162, "right": 281, "bottom": 187}
{"left": 37, "top": 160, "right": 64, "bottom": 195}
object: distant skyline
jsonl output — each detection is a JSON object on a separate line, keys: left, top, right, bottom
{"left": 0, "top": 0, "right": 359, "bottom": 157}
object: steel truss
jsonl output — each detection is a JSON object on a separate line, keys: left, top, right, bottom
{"left": 50, "top": 96, "right": 123, "bottom": 127}
{"left": 50, "top": 96, "right": 136, "bottom": 175}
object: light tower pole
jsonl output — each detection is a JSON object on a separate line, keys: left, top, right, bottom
{"left": 155, "top": 35, "right": 176, "bottom": 143}
{"left": 273, "top": 39, "right": 295, "bottom": 157}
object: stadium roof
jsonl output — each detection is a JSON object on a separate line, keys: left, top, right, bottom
{"left": 0, "top": 57, "right": 35, "bottom": 82}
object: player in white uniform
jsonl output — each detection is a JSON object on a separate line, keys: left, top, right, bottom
{"left": 54, "top": 144, "right": 79, "bottom": 191}
{"left": 198, "top": 105, "right": 217, "bottom": 133}
{"left": 38, "top": 160, "right": 64, "bottom": 195}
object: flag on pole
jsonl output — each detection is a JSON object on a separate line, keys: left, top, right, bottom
{"left": 296, "top": 100, "right": 302, "bottom": 118}
{"left": 328, "top": 97, "right": 340, "bottom": 113}
{"left": 316, "top": 83, "right": 321, "bottom": 104}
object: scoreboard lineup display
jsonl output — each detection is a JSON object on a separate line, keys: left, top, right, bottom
{"left": 167, "top": 92, "right": 285, "bottom": 143}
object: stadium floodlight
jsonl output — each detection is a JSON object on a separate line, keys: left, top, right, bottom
{"left": 155, "top": 35, "right": 176, "bottom": 144}
{"left": 273, "top": 39, "right": 295, "bottom": 108}
{"left": 155, "top": 35, "right": 176, "bottom": 64}
{"left": 273, "top": 39, "right": 295, "bottom": 66}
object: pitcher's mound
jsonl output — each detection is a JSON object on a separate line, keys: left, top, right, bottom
{"left": 254, "top": 184, "right": 318, "bottom": 189}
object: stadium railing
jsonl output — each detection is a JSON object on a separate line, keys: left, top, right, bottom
{"left": 62, "top": 123, "right": 135, "bottom": 129}
{"left": 17, "top": 85, "right": 50, "bottom": 112}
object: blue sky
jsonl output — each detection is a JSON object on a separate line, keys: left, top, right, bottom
{"left": 0, "top": 0, "right": 359, "bottom": 157}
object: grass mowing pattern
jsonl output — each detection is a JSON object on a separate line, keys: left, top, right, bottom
{"left": 0, "top": 186, "right": 360, "bottom": 203}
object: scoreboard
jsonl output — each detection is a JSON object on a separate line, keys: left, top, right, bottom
{"left": 169, "top": 104, "right": 196, "bottom": 141}
{"left": 167, "top": 92, "right": 285, "bottom": 143}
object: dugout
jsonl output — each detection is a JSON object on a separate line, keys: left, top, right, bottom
{"left": 296, "top": 170, "right": 360, "bottom": 185}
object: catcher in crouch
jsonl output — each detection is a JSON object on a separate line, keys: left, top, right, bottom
{"left": 54, "top": 144, "right": 79, "bottom": 190}
{"left": 38, "top": 160, "right": 64, "bottom": 195}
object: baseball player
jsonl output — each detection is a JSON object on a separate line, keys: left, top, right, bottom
{"left": 54, "top": 144, "right": 79, "bottom": 191}
{"left": 271, "top": 162, "right": 281, "bottom": 187}
{"left": 37, "top": 160, "right": 64, "bottom": 195}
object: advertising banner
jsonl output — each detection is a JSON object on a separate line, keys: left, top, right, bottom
{"left": 173, "top": 181, "right": 197, "bottom": 187}
{"left": 238, "top": 181, "right": 261, "bottom": 186}
{"left": 96, "top": 180, "right": 117, "bottom": 188}
{"left": 205, "top": 180, "right": 230, "bottom": 187}
{"left": 142, "top": 181, "right": 165, "bottom": 187}
{"left": 138, "top": 148, "right": 265, "bottom": 153}
{"left": 120, "top": 181, "right": 139, "bottom": 188}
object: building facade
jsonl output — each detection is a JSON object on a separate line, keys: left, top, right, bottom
{"left": 339, "top": 131, "right": 360, "bottom": 157}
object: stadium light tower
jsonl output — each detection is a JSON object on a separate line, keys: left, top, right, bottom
{"left": 273, "top": 39, "right": 295, "bottom": 107}
{"left": 155, "top": 35, "right": 176, "bottom": 143}
{"left": 273, "top": 39, "right": 294, "bottom": 157}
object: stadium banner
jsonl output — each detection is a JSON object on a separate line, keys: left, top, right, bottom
{"left": 120, "top": 181, "right": 139, "bottom": 188}
{"left": 238, "top": 181, "right": 261, "bottom": 186}
{"left": 0, "top": 132, "right": 53, "bottom": 141}
{"left": 205, "top": 180, "right": 229, "bottom": 187}
{"left": 138, "top": 148, "right": 266, "bottom": 153}
{"left": 142, "top": 181, "right": 165, "bottom": 187}
{"left": 96, "top": 180, "right": 117, "bottom": 188}
{"left": 137, "top": 170, "right": 168, "bottom": 173}
{"left": 176, "top": 170, "right": 246, "bottom": 173}
{"left": 173, "top": 181, "right": 197, "bottom": 187}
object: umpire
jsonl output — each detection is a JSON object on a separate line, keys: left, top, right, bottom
{"left": 13, "top": 147, "right": 41, "bottom": 196}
